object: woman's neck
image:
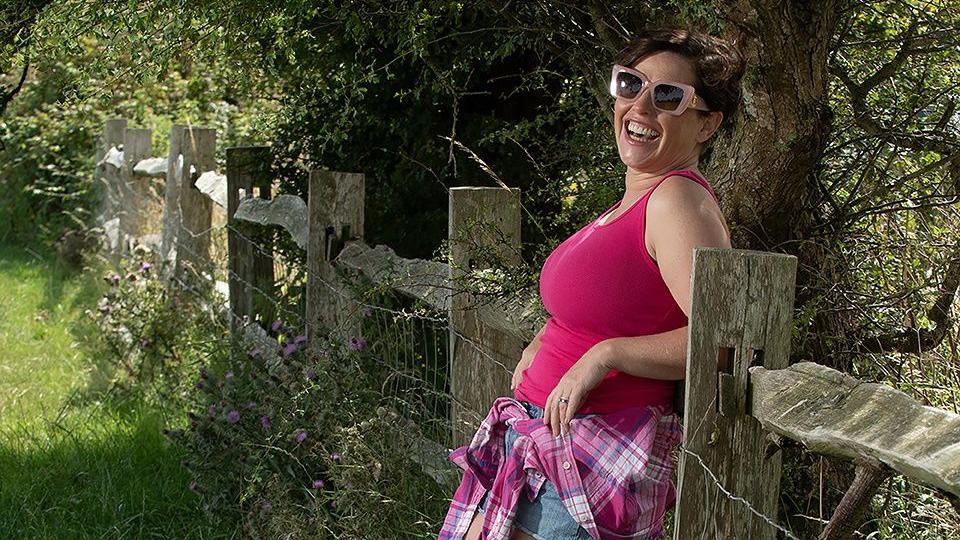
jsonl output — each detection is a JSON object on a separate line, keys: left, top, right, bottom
{"left": 623, "top": 160, "right": 701, "bottom": 200}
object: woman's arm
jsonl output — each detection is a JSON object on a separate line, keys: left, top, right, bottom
{"left": 601, "top": 176, "right": 730, "bottom": 380}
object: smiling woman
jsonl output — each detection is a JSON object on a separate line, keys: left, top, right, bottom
{"left": 440, "top": 28, "right": 745, "bottom": 540}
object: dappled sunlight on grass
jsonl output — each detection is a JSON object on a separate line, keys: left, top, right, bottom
{"left": 0, "top": 242, "right": 236, "bottom": 538}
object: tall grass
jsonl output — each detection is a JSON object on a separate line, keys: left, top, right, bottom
{"left": 0, "top": 242, "right": 235, "bottom": 538}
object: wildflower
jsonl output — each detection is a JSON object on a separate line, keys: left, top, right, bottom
{"left": 140, "top": 337, "right": 150, "bottom": 349}
{"left": 207, "top": 404, "right": 217, "bottom": 417}
{"left": 108, "top": 273, "right": 121, "bottom": 285}
{"left": 227, "top": 410, "right": 240, "bottom": 424}
{"left": 293, "top": 334, "right": 308, "bottom": 346}
{"left": 295, "top": 430, "right": 307, "bottom": 443}
{"left": 311, "top": 479, "right": 324, "bottom": 490}
{"left": 347, "top": 336, "right": 367, "bottom": 351}
{"left": 225, "top": 370, "right": 234, "bottom": 380}
{"left": 282, "top": 342, "right": 298, "bottom": 357}
{"left": 361, "top": 306, "right": 373, "bottom": 318}
{"left": 194, "top": 381, "right": 203, "bottom": 390}
{"left": 271, "top": 320, "right": 283, "bottom": 333}
{"left": 139, "top": 262, "right": 152, "bottom": 273}
{"left": 330, "top": 452, "right": 342, "bottom": 463}
{"left": 305, "top": 368, "right": 318, "bottom": 381}
{"left": 260, "top": 415, "right": 271, "bottom": 430}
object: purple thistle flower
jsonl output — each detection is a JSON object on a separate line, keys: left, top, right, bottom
{"left": 140, "top": 337, "right": 150, "bottom": 349}
{"left": 295, "top": 430, "right": 307, "bottom": 443}
{"left": 330, "top": 452, "right": 342, "bottom": 463}
{"left": 282, "top": 342, "right": 299, "bottom": 357}
{"left": 194, "top": 381, "right": 203, "bottom": 390}
{"left": 108, "top": 273, "right": 121, "bottom": 285}
{"left": 271, "top": 320, "right": 283, "bottom": 333}
{"left": 207, "top": 404, "right": 217, "bottom": 417}
{"left": 311, "top": 479, "right": 324, "bottom": 490}
{"left": 361, "top": 306, "right": 373, "bottom": 318}
{"left": 227, "top": 410, "right": 240, "bottom": 424}
{"left": 225, "top": 370, "right": 234, "bottom": 380}
{"left": 305, "top": 368, "right": 318, "bottom": 381}
{"left": 260, "top": 415, "right": 271, "bottom": 430}
{"left": 347, "top": 336, "right": 367, "bottom": 351}
{"left": 139, "top": 262, "right": 152, "bottom": 273}
{"left": 293, "top": 334, "right": 308, "bottom": 346}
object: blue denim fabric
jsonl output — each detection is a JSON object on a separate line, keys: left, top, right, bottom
{"left": 477, "top": 402, "right": 593, "bottom": 540}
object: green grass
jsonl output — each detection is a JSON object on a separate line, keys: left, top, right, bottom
{"left": 0, "top": 242, "right": 236, "bottom": 539}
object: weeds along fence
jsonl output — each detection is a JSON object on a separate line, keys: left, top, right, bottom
{"left": 93, "top": 119, "right": 960, "bottom": 539}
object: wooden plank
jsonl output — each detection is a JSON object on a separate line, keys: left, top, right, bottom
{"left": 226, "top": 146, "right": 276, "bottom": 339}
{"left": 750, "top": 361, "right": 960, "bottom": 497}
{"left": 95, "top": 118, "right": 127, "bottom": 224}
{"left": 118, "top": 128, "right": 153, "bottom": 253}
{"left": 335, "top": 241, "right": 545, "bottom": 342}
{"left": 160, "top": 125, "right": 186, "bottom": 263}
{"left": 306, "top": 170, "right": 365, "bottom": 349}
{"left": 674, "top": 247, "right": 798, "bottom": 540}
{"left": 448, "top": 187, "right": 525, "bottom": 446}
{"left": 173, "top": 127, "right": 217, "bottom": 283}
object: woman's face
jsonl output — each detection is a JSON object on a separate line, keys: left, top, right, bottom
{"left": 613, "top": 51, "right": 721, "bottom": 174}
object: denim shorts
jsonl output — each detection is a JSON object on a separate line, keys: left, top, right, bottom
{"left": 477, "top": 401, "right": 593, "bottom": 540}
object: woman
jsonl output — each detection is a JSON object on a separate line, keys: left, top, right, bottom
{"left": 440, "top": 28, "right": 745, "bottom": 540}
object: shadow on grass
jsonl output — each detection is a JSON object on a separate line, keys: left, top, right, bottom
{"left": 0, "top": 405, "right": 237, "bottom": 539}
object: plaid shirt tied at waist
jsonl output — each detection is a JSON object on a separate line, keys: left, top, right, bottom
{"left": 439, "top": 397, "right": 683, "bottom": 540}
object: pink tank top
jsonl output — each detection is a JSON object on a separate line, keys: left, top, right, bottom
{"left": 514, "top": 169, "right": 719, "bottom": 413}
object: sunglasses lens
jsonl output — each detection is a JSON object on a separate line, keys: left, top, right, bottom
{"left": 653, "top": 83, "right": 685, "bottom": 111}
{"left": 615, "top": 71, "right": 644, "bottom": 99}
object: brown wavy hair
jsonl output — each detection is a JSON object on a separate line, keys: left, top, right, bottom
{"left": 616, "top": 28, "right": 746, "bottom": 134}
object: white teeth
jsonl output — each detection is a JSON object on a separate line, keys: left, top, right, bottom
{"left": 626, "top": 120, "right": 660, "bottom": 138}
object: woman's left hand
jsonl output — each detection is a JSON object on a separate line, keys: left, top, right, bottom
{"left": 543, "top": 342, "right": 613, "bottom": 437}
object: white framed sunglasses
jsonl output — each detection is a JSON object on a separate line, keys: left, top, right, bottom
{"left": 609, "top": 64, "right": 711, "bottom": 115}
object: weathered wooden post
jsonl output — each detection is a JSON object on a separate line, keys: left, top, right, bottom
{"left": 172, "top": 126, "right": 216, "bottom": 283}
{"left": 160, "top": 124, "right": 185, "bottom": 263}
{"left": 673, "top": 247, "right": 798, "bottom": 539}
{"left": 118, "top": 128, "right": 153, "bottom": 254}
{"left": 95, "top": 118, "right": 127, "bottom": 225}
{"left": 226, "top": 146, "right": 276, "bottom": 338}
{"left": 448, "top": 187, "right": 525, "bottom": 446}
{"left": 306, "top": 170, "right": 364, "bottom": 349}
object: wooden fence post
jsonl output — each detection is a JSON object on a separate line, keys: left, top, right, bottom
{"left": 160, "top": 124, "right": 185, "bottom": 263}
{"left": 306, "top": 170, "right": 364, "bottom": 349}
{"left": 226, "top": 146, "right": 276, "bottom": 338}
{"left": 673, "top": 247, "right": 797, "bottom": 540}
{"left": 95, "top": 118, "right": 127, "bottom": 225}
{"left": 172, "top": 127, "right": 217, "bottom": 283}
{"left": 448, "top": 186, "right": 525, "bottom": 446}
{"left": 118, "top": 128, "right": 153, "bottom": 254}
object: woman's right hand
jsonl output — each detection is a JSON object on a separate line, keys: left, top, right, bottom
{"left": 511, "top": 345, "right": 537, "bottom": 390}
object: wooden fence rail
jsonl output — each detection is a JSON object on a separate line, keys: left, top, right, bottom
{"left": 92, "top": 119, "right": 960, "bottom": 539}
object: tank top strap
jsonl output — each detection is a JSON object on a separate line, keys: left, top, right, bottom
{"left": 651, "top": 169, "right": 719, "bottom": 204}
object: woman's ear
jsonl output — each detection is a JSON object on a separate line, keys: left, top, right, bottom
{"left": 697, "top": 111, "right": 724, "bottom": 143}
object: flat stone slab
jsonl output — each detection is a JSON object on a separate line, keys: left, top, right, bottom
{"left": 195, "top": 171, "right": 228, "bottom": 209}
{"left": 233, "top": 194, "right": 308, "bottom": 249}
{"left": 133, "top": 157, "right": 167, "bottom": 177}
{"left": 750, "top": 361, "right": 960, "bottom": 496}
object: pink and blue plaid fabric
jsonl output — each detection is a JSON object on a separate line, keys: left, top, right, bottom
{"left": 439, "top": 397, "right": 683, "bottom": 540}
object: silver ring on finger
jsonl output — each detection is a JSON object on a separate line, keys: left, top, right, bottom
{"left": 558, "top": 397, "right": 569, "bottom": 405}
